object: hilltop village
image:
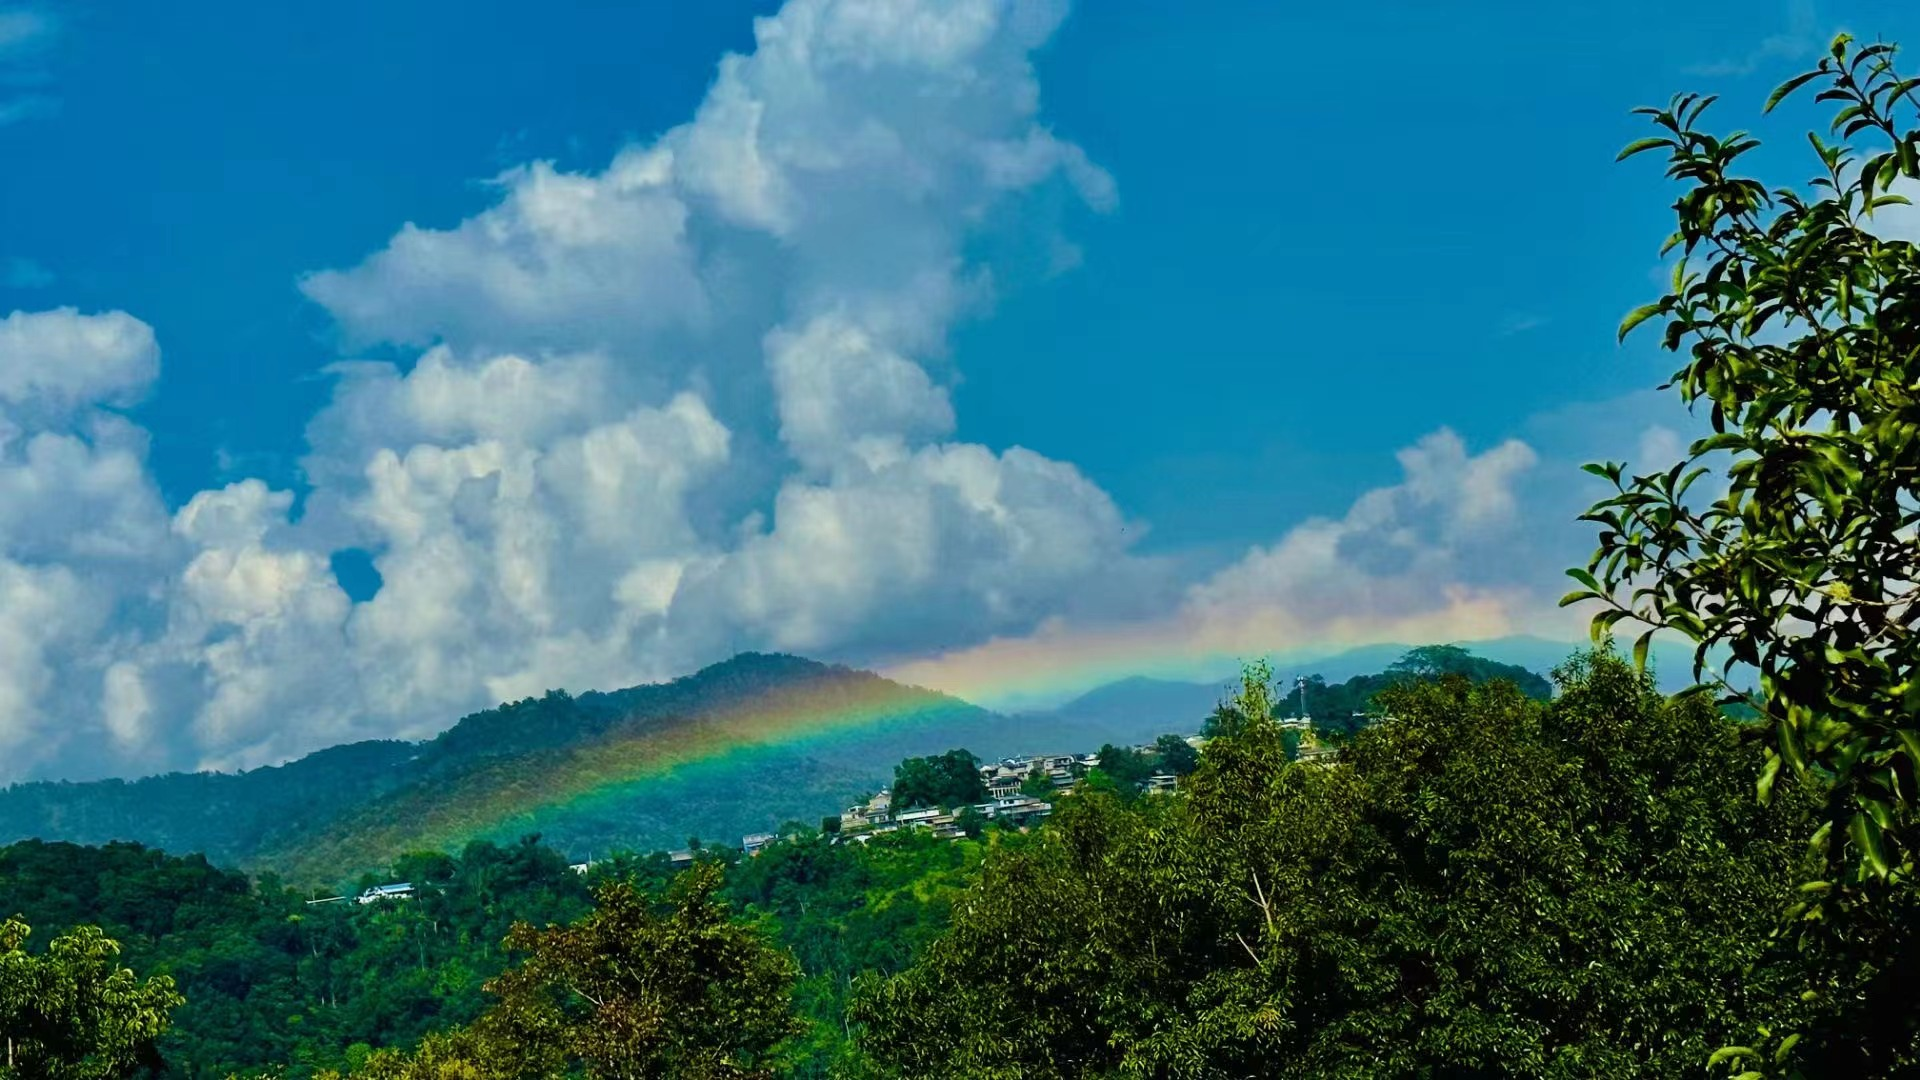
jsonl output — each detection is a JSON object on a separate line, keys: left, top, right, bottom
{"left": 324, "top": 718, "right": 1348, "bottom": 905}
{"left": 756, "top": 712, "right": 1337, "bottom": 855}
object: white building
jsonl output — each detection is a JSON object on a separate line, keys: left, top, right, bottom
{"left": 356, "top": 882, "right": 415, "bottom": 904}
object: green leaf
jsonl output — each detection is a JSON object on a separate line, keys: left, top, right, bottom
{"left": 1618, "top": 302, "right": 1667, "bottom": 342}
{"left": 1896, "top": 728, "right": 1920, "bottom": 775}
{"left": 1633, "top": 628, "right": 1654, "bottom": 672}
{"left": 1775, "top": 1033, "right": 1802, "bottom": 1063}
{"left": 1765, "top": 70, "right": 1825, "bottom": 112}
{"left": 1706, "top": 1046, "right": 1755, "bottom": 1066}
{"left": 1757, "top": 753, "right": 1782, "bottom": 804}
{"left": 1616, "top": 137, "right": 1673, "bottom": 162}
{"left": 1849, "top": 811, "right": 1892, "bottom": 879}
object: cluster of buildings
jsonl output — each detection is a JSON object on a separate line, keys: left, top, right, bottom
{"left": 822, "top": 739, "right": 1199, "bottom": 849}
{"left": 323, "top": 728, "right": 1353, "bottom": 902}
{"left": 832, "top": 788, "right": 1055, "bottom": 845}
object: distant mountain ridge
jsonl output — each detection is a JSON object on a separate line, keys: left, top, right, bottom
{"left": 1019, "top": 634, "right": 1705, "bottom": 721}
{"left": 0, "top": 643, "right": 1568, "bottom": 884}
{"left": 1024, "top": 639, "right": 1565, "bottom": 743}
{"left": 0, "top": 654, "right": 999, "bottom": 880}
{"left": 1277, "top": 634, "right": 1709, "bottom": 693}
{"left": 1017, "top": 676, "right": 1234, "bottom": 749}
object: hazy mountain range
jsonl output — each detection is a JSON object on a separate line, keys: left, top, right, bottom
{"left": 0, "top": 638, "right": 1619, "bottom": 885}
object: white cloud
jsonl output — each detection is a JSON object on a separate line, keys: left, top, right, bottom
{"left": 0, "top": 310, "right": 178, "bottom": 778}
{"left": 687, "top": 441, "right": 1136, "bottom": 658}
{"left": 888, "top": 429, "right": 1555, "bottom": 707}
{"left": 1190, "top": 431, "right": 1538, "bottom": 614}
{"left": 766, "top": 313, "right": 956, "bottom": 472}
{"left": 0, "top": 0, "right": 1609, "bottom": 782}
{"left": 0, "top": 0, "right": 1141, "bottom": 782}
{"left": 0, "top": 307, "right": 157, "bottom": 415}
{"left": 299, "top": 159, "right": 711, "bottom": 353}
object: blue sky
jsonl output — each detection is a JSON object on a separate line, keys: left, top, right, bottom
{"left": 0, "top": 0, "right": 1913, "bottom": 779}
{"left": 13, "top": 0, "right": 1901, "bottom": 536}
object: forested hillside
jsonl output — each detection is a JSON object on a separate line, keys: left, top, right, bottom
{"left": 0, "top": 655, "right": 1012, "bottom": 881}
{"left": 0, "top": 645, "right": 1533, "bottom": 884}
{"left": 10, "top": 648, "right": 1914, "bottom": 1076}
{"left": 0, "top": 807, "right": 1027, "bottom": 1076}
{"left": 0, "top": 645, "right": 1530, "bottom": 1077}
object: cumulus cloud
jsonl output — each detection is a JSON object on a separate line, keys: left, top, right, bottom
{"left": 0, "top": 307, "right": 157, "bottom": 414}
{"left": 766, "top": 313, "right": 956, "bottom": 472}
{"left": 0, "top": 0, "right": 1599, "bottom": 782}
{"left": 0, "top": 0, "right": 1151, "bottom": 781}
{"left": 888, "top": 429, "right": 1557, "bottom": 706}
{"left": 0, "top": 309, "right": 176, "bottom": 776}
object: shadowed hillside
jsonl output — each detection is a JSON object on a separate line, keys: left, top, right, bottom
{"left": 0, "top": 654, "right": 1087, "bottom": 883}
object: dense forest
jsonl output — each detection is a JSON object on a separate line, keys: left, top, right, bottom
{"left": 0, "top": 646, "right": 1545, "bottom": 889}
{"left": 0, "top": 645, "right": 1527, "bottom": 1078}
{"left": 0, "top": 826, "right": 1014, "bottom": 1077}
{"left": 9, "top": 646, "right": 1917, "bottom": 1076}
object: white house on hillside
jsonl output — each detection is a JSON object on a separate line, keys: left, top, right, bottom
{"left": 356, "top": 883, "right": 415, "bottom": 904}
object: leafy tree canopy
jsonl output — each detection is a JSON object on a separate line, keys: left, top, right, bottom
{"left": 326, "top": 865, "right": 801, "bottom": 1080}
{"left": 0, "top": 917, "right": 183, "bottom": 1079}
{"left": 890, "top": 750, "right": 988, "bottom": 811}
{"left": 1152, "top": 735, "right": 1200, "bottom": 777}
{"left": 1580, "top": 34, "right": 1920, "bottom": 893}
{"left": 852, "top": 653, "right": 1840, "bottom": 1078}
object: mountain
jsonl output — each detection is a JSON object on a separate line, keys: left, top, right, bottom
{"left": 0, "top": 653, "right": 1205, "bottom": 885}
{"left": 1027, "top": 640, "right": 1567, "bottom": 739}
{"left": 1017, "top": 676, "right": 1233, "bottom": 747}
{"left": 1047, "top": 635, "right": 1707, "bottom": 713}
{"left": 0, "top": 643, "right": 1573, "bottom": 885}
{"left": 0, "top": 739, "right": 424, "bottom": 870}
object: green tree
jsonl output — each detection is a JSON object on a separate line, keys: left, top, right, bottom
{"left": 333, "top": 864, "right": 801, "bottom": 1079}
{"left": 952, "top": 806, "right": 987, "bottom": 841}
{"left": 1386, "top": 645, "right": 1553, "bottom": 699}
{"left": 1019, "top": 770, "right": 1055, "bottom": 799}
{"left": 1152, "top": 734, "right": 1200, "bottom": 777}
{"left": 1201, "top": 659, "right": 1277, "bottom": 740}
{"left": 852, "top": 653, "right": 1822, "bottom": 1078}
{"left": 1388, "top": 643, "right": 1477, "bottom": 677}
{"left": 1578, "top": 34, "right": 1920, "bottom": 889}
{"left": 1577, "top": 37, "right": 1920, "bottom": 1072}
{"left": 0, "top": 917, "right": 184, "bottom": 1079}
{"left": 1093, "top": 745, "right": 1152, "bottom": 792}
{"left": 890, "top": 750, "right": 988, "bottom": 811}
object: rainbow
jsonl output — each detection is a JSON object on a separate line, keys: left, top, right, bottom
{"left": 271, "top": 672, "right": 1000, "bottom": 879}
{"left": 275, "top": 615, "right": 1577, "bottom": 880}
